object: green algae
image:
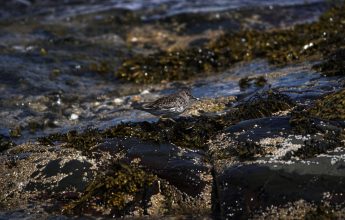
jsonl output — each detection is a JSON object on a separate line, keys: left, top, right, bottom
{"left": 116, "top": 3, "right": 345, "bottom": 84}
{"left": 63, "top": 163, "right": 156, "bottom": 216}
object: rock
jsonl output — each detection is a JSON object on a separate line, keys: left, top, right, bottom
{"left": 94, "top": 137, "right": 213, "bottom": 216}
{"left": 216, "top": 151, "right": 345, "bottom": 219}
{"left": 0, "top": 143, "right": 96, "bottom": 213}
{"left": 208, "top": 116, "right": 345, "bottom": 219}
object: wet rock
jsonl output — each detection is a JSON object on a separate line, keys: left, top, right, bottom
{"left": 96, "top": 138, "right": 212, "bottom": 197}
{"left": 0, "top": 143, "right": 96, "bottom": 211}
{"left": 217, "top": 160, "right": 345, "bottom": 219}
{"left": 0, "top": 134, "right": 15, "bottom": 152}
{"left": 26, "top": 158, "right": 93, "bottom": 192}
{"left": 0, "top": 136, "right": 213, "bottom": 218}
{"left": 92, "top": 137, "right": 213, "bottom": 216}
{"left": 209, "top": 116, "right": 345, "bottom": 219}
{"left": 313, "top": 48, "right": 345, "bottom": 77}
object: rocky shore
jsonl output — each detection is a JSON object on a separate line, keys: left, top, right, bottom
{"left": 1, "top": 1, "right": 345, "bottom": 219}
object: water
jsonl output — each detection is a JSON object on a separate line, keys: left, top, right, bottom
{"left": 0, "top": 0, "right": 324, "bottom": 21}
{"left": 2, "top": 1, "right": 345, "bottom": 219}
{"left": 0, "top": 0, "right": 337, "bottom": 144}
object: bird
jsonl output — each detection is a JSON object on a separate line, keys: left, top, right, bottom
{"left": 132, "top": 88, "right": 198, "bottom": 119}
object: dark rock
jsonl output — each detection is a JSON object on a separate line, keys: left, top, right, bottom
{"left": 313, "top": 48, "right": 345, "bottom": 77}
{"left": 95, "top": 137, "right": 212, "bottom": 198}
{"left": 217, "top": 159, "right": 345, "bottom": 219}
{"left": 0, "top": 134, "right": 15, "bottom": 152}
{"left": 209, "top": 115, "right": 345, "bottom": 219}
{"left": 25, "top": 158, "right": 93, "bottom": 192}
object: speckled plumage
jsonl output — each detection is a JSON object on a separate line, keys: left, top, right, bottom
{"left": 134, "top": 89, "right": 197, "bottom": 118}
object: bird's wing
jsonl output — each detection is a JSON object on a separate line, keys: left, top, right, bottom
{"left": 150, "top": 95, "right": 184, "bottom": 110}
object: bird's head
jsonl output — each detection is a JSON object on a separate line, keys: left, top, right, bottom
{"left": 179, "top": 88, "right": 199, "bottom": 101}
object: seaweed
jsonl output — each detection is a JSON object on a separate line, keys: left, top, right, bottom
{"left": 0, "top": 134, "right": 15, "bottom": 152}
{"left": 308, "top": 88, "right": 345, "bottom": 120}
{"left": 115, "top": 3, "right": 345, "bottom": 83}
{"left": 313, "top": 48, "right": 345, "bottom": 76}
{"left": 63, "top": 163, "right": 156, "bottom": 217}
{"left": 304, "top": 205, "right": 336, "bottom": 220}
{"left": 293, "top": 134, "right": 342, "bottom": 159}
{"left": 9, "top": 127, "right": 21, "bottom": 138}
{"left": 235, "top": 90, "right": 293, "bottom": 120}
{"left": 39, "top": 90, "right": 294, "bottom": 152}
{"left": 38, "top": 129, "right": 103, "bottom": 152}
{"left": 236, "top": 141, "right": 264, "bottom": 159}
{"left": 239, "top": 76, "right": 267, "bottom": 90}
{"left": 288, "top": 89, "right": 345, "bottom": 159}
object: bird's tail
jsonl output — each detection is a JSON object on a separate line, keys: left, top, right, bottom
{"left": 132, "top": 101, "right": 144, "bottom": 110}
{"left": 132, "top": 101, "right": 152, "bottom": 110}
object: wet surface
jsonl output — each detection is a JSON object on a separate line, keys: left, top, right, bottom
{"left": 1, "top": 0, "right": 345, "bottom": 219}
{"left": 0, "top": 0, "right": 325, "bottom": 21}
{"left": 218, "top": 161, "right": 345, "bottom": 219}
{"left": 95, "top": 137, "right": 211, "bottom": 197}
{"left": 0, "top": 0, "right": 333, "bottom": 144}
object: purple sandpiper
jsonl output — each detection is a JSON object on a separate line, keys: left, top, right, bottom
{"left": 133, "top": 88, "right": 198, "bottom": 118}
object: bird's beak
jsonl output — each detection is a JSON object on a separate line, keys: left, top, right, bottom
{"left": 192, "top": 95, "right": 199, "bottom": 101}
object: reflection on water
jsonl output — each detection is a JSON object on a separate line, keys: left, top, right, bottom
{"left": 1, "top": 0, "right": 324, "bottom": 21}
